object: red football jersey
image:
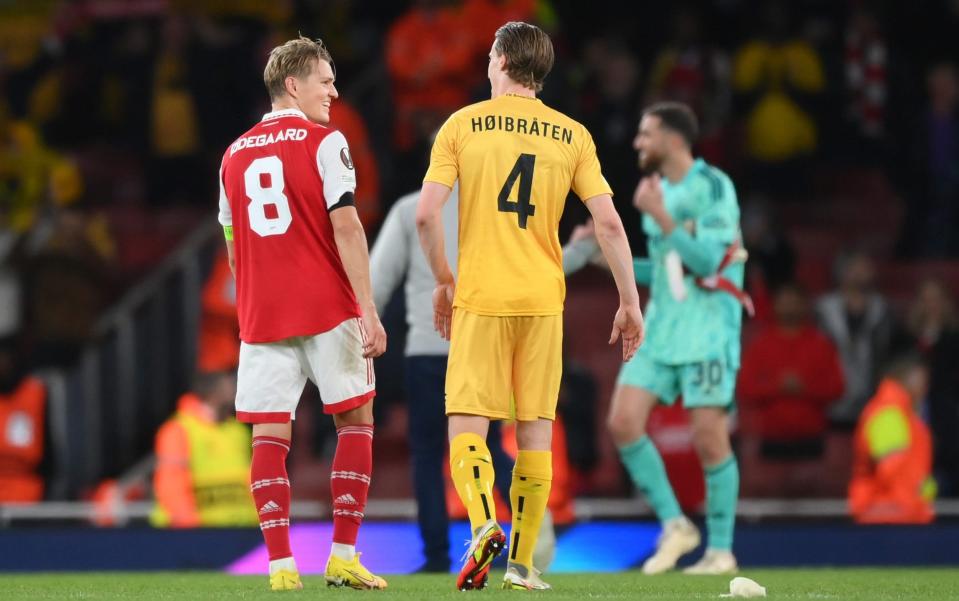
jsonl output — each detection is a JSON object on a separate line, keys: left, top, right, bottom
{"left": 218, "top": 108, "right": 360, "bottom": 343}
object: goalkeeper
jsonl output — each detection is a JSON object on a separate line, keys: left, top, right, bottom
{"left": 604, "top": 102, "right": 749, "bottom": 575}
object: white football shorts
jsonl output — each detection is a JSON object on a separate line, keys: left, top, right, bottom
{"left": 235, "top": 317, "right": 375, "bottom": 423}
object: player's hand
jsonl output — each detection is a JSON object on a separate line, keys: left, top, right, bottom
{"left": 609, "top": 301, "right": 645, "bottom": 362}
{"left": 633, "top": 173, "right": 665, "bottom": 215}
{"left": 568, "top": 219, "right": 595, "bottom": 244}
{"left": 432, "top": 280, "right": 455, "bottom": 341}
{"left": 359, "top": 304, "right": 387, "bottom": 358}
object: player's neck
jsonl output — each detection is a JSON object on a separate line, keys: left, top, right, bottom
{"left": 661, "top": 153, "right": 695, "bottom": 184}
{"left": 271, "top": 99, "right": 301, "bottom": 114}
{"left": 492, "top": 81, "right": 536, "bottom": 99}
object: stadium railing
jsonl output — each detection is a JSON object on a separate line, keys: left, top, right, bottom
{"left": 39, "top": 221, "right": 221, "bottom": 500}
{"left": 5, "top": 498, "right": 959, "bottom": 527}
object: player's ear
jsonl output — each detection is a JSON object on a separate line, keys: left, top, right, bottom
{"left": 491, "top": 49, "right": 505, "bottom": 72}
{"left": 285, "top": 75, "right": 298, "bottom": 98}
{"left": 669, "top": 130, "right": 684, "bottom": 151}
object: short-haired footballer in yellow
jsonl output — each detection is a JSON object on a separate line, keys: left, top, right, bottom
{"left": 416, "top": 21, "right": 645, "bottom": 591}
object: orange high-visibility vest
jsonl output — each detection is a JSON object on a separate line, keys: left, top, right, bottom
{"left": 0, "top": 377, "right": 46, "bottom": 503}
{"left": 150, "top": 394, "right": 256, "bottom": 527}
{"left": 197, "top": 250, "right": 240, "bottom": 372}
{"left": 848, "top": 379, "right": 934, "bottom": 524}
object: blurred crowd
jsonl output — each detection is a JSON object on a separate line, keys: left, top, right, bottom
{"left": 1, "top": 0, "right": 959, "bottom": 515}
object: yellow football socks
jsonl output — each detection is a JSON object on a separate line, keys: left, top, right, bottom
{"left": 508, "top": 450, "right": 552, "bottom": 572}
{"left": 450, "top": 432, "right": 498, "bottom": 534}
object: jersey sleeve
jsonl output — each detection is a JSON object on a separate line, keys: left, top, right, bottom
{"left": 693, "top": 172, "right": 740, "bottom": 246}
{"left": 217, "top": 158, "right": 232, "bottom": 227}
{"left": 423, "top": 115, "right": 459, "bottom": 188}
{"left": 316, "top": 130, "right": 358, "bottom": 210}
{"left": 633, "top": 257, "right": 653, "bottom": 285}
{"left": 571, "top": 128, "right": 613, "bottom": 202}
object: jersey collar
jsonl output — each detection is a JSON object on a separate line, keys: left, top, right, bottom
{"left": 500, "top": 93, "right": 542, "bottom": 104}
{"left": 261, "top": 108, "right": 307, "bottom": 122}
{"left": 664, "top": 158, "right": 706, "bottom": 190}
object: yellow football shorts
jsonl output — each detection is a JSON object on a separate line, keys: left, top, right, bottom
{"left": 445, "top": 308, "right": 562, "bottom": 421}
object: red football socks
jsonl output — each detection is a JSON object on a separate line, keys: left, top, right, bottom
{"left": 251, "top": 436, "right": 292, "bottom": 560}
{"left": 330, "top": 424, "right": 373, "bottom": 546}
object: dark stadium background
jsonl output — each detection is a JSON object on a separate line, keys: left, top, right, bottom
{"left": 1, "top": 0, "right": 958, "bottom": 573}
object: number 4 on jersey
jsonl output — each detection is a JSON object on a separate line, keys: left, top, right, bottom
{"left": 498, "top": 153, "right": 536, "bottom": 229}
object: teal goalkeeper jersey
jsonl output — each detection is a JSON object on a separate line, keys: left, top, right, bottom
{"left": 640, "top": 159, "right": 744, "bottom": 367}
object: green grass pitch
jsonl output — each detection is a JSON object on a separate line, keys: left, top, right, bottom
{"left": 3, "top": 569, "right": 959, "bottom": 600}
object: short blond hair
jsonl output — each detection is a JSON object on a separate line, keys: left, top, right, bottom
{"left": 263, "top": 36, "right": 333, "bottom": 101}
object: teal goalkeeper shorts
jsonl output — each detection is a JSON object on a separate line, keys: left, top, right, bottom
{"left": 616, "top": 349, "right": 737, "bottom": 409}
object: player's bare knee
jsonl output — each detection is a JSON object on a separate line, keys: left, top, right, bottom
{"left": 448, "top": 414, "right": 490, "bottom": 440}
{"left": 607, "top": 395, "right": 648, "bottom": 445}
{"left": 333, "top": 402, "right": 374, "bottom": 428}
{"left": 253, "top": 421, "right": 293, "bottom": 441}
{"left": 692, "top": 429, "right": 730, "bottom": 466}
{"left": 516, "top": 419, "right": 552, "bottom": 451}
{"left": 607, "top": 411, "right": 642, "bottom": 446}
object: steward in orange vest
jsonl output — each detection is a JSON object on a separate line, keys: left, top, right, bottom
{"left": 197, "top": 249, "right": 240, "bottom": 372}
{"left": 0, "top": 377, "right": 45, "bottom": 503}
{"left": 150, "top": 371, "right": 257, "bottom": 527}
{"left": 849, "top": 354, "right": 936, "bottom": 524}
{"left": 0, "top": 338, "right": 46, "bottom": 503}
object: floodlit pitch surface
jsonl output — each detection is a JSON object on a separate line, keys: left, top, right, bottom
{"left": 3, "top": 568, "right": 958, "bottom": 600}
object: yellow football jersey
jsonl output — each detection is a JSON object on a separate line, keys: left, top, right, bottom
{"left": 424, "top": 94, "right": 612, "bottom": 316}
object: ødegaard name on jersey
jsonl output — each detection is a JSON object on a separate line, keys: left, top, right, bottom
{"left": 231, "top": 128, "right": 308, "bottom": 155}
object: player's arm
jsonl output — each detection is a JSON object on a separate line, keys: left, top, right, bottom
{"left": 216, "top": 160, "right": 236, "bottom": 278}
{"left": 369, "top": 198, "right": 411, "bottom": 314}
{"left": 331, "top": 206, "right": 386, "bottom": 357}
{"left": 573, "top": 129, "right": 643, "bottom": 359}
{"left": 584, "top": 194, "right": 644, "bottom": 360}
{"left": 561, "top": 220, "right": 599, "bottom": 275}
{"left": 320, "top": 131, "right": 386, "bottom": 358}
{"left": 666, "top": 227, "right": 726, "bottom": 276}
{"left": 415, "top": 181, "right": 455, "bottom": 339}
{"left": 224, "top": 239, "right": 235, "bottom": 278}
{"left": 578, "top": 224, "right": 652, "bottom": 286}
{"left": 416, "top": 116, "right": 459, "bottom": 340}
{"left": 634, "top": 173, "right": 728, "bottom": 276}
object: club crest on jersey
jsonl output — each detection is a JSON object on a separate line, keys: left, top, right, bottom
{"left": 340, "top": 147, "right": 354, "bottom": 170}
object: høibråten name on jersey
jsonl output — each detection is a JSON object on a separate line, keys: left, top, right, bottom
{"left": 469, "top": 114, "right": 573, "bottom": 145}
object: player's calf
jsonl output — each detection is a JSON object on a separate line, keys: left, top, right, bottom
{"left": 250, "top": 435, "right": 297, "bottom": 589}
